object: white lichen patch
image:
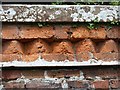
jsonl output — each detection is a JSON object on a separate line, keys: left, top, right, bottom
{"left": 1, "top": 5, "right": 119, "bottom": 22}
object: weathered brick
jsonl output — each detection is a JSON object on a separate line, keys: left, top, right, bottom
{"left": 21, "top": 70, "right": 44, "bottom": 79}
{"left": 75, "top": 39, "right": 96, "bottom": 53}
{"left": 2, "top": 25, "right": 19, "bottom": 39}
{"left": 39, "top": 26, "right": 54, "bottom": 39}
{"left": 41, "top": 53, "right": 74, "bottom": 61}
{"left": 93, "top": 80, "right": 109, "bottom": 89}
{"left": 89, "top": 27, "right": 106, "bottom": 39}
{"left": 4, "top": 81, "right": 25, "bottom": 88}
{"left": 2, "top": 40, "right": 24, "bottom": 54}
{"left": 26, "top": 80, "right": 62, "bottom": 88}
{"left": 82, "top": 67, "right": 118, "bottom": 79}
{"left": 47, "top": 69, "right": 80, "bottom": 78}
{"left": 1, "top": 54, "right": 21, "bottom": 62}
{"left": 22, "top": 54, "right": 39, "bottom": 62}
{"left": 71, "top": 26, "right": 89, "bottom": 39}
{"left": 25, "top": 39, "right": 51, "bottom": 54}
{"left": 110, "top": 79, "right": 120, "bottom": 89}
{"left": 106, "top": 26, "right": 119, "bottom": 39}
{"left": 2, "top": 70, "right": 21, "bottom": 80}
{"left": 67, "top": 80, "right": 91, "bottom": 89}
{"left": 19, "top": 25, "right": 40, "bottom": 39}
{"left": 54, "top": 26, "right": 70, "bottom": 39}
{"left": 52, "top": 41, "right": 74, "bottom": 54}
{"left": 76, "top": 52, "right": 92, "bottom": 62}
{"left": 99, "top": 40, "right": 118, "bottom": 53}
{"left": 19, "top": 25, "right": 54, "bottom": 39}
{"left": 94, "top": 53, "right": 118, "bottom": 61}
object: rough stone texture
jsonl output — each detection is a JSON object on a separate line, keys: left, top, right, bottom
{"left": 0, "top": 5, "right": 119, "bottom": 22}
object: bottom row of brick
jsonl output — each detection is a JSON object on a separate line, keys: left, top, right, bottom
{"left": 2, "top": 79, "right": 119, "bottom": 89}
{"left": 1, "top": 66, "right": 120, "bottom": 89}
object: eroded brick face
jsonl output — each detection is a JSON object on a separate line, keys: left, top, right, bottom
{"left": 1, "top": 23, "right": 119, "bottom": 62}
{"left": 1, "top": 23, "right": 120, "bottom": 89}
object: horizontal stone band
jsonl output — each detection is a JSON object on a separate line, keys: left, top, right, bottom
{"left": 0, "top": 5, "right": 119, "bottom": 22}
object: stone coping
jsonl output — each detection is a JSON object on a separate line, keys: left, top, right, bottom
{"left": 0, "top": 5, "right": 119, "bottom": 22}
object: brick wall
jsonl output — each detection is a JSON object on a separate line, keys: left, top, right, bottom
{"left": 1, "top": 22, "right": 120, "bottom": 89}
{"left": 1, "top": 23, "right": 119, "bottom": 62}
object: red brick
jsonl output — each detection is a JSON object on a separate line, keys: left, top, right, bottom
{"left": 89, "top": 27, "right": 106, "bottom": 39}
{"left": 71, "top": 26, "right": 89, "bottom": 39}
{"left": 52, "top": 41, "right": 74, "bottom": 54}
{"left": 93, "top": 80, "right": 109, "bottom": 89}
{"left": 22, "top": 54, "right": 39, "bottom": 62}
{"left": 19, "top": 25, "right": 40, "bottom": 39}
{"left": 25, "top": 39, "right": 51, "bottom": 54}
{"left": 2, "top": 40, "right": 24, "bottom": 54}
{"left": 2, "top": 25, "right": 19, "bottom": 39}
{"left": 106, "top": 26, "right": 119, "bottom": 39}
{"left": 39, "top": 26, "right": 54, "bottom": 38}
{"left": 99, "top": 40, "right": 118, "bottom": 53}
{"left": 94, "top": 53, "right": 118, "bottom": 61}
{"left": 26, "top": 80, "right": 61, "bottom": 88}
{"left": 110, "top": 79, "right": 120, "bottom": 89}
{"left": 67, "top": 80, "right": 91, "bottom": 89}
{"left": 19, "top": 25, "right": 54, "bottom": 39}
{"left": 76, "top": 52, "right": 92, "bottom": 62}
{"left": 21, "top": 70, "right": 44, "bottom": 79}
{"left": 75, "top": 39, "right": 96, "bottom": 53}
{"left": 41, "top": 53, "right": 74, "bottom": 62}
{"left": 54, "top": 26, "right": 71, "bottom": 39}
{"left": 4, "top": 81, "right": 25, "bottom": 88}
{"left": 2, "top": 70, "right": 21, "bottom": 80}
{"left": 47, "top": 69, "right": 80, "bottom": 78}
{"left": 82, "top": 67, "right": 118, "bottom": 79}
{"left": 1, "top": 54, "right": 21, "bottom": 62}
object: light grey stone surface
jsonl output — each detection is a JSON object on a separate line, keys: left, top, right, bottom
{"left": 0, "top": 5, "right": 119, "bottom": 22}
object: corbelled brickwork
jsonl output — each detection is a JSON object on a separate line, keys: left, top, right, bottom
{"left": 1, "top": 23, "right": 120, "bottom": 89}
{"left": 1, "top": 23, "right": 120, "bottom": 63}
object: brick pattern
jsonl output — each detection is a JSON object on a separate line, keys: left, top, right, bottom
{"left": 1, "top": 23, "right": 119, "bottom": 62}
{"left": 1, "top": 66, "right": 120, "bottom": 89}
